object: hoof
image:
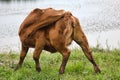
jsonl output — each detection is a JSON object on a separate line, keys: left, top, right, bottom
{"left": 59, "top": 70, "right": 64, "bottom": 74}
{"left": 95, "top": 69, "right": 101, "bottom": 73}
{"left": 94, "top": 66, "right": 101, "bottom": 73}
{"left": 36, "top": 67, "right": 41, "bottom": 72}
{"left": 14, "top": 65, "right": 21, "bottom": 71}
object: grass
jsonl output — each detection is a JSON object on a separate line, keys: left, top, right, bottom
{"left": 0, "top": 48, "right": 120, "bottom": 80}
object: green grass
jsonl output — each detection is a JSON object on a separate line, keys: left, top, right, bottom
{"left": 0, "top": 49, "right": 120, "bottom": 80}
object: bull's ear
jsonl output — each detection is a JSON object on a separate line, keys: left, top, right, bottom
{"left": 33, "top": 8, "right": 43, "bottom": 13}
{"left": 72, "top": 22, "right": 76, "bottom": 28}
{"left": 71, "top": 16, "right": 76, "bottom": 28}
{"left": 32, "top": 8, "right": 43, "bottom": 15}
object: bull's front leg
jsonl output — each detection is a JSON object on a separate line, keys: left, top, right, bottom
{"left": 15, "top": 44, "right": 29, "bottom": 70}
{"left": 33, "top": 33, "right": 45, "bottom": 72}
{"left": 33, "top": 45, "right": 44, "bottom": 72}
{"left": 73, "top": 22, "right": 101, "bottom": 73}
{"left": 33, "top": 47, "right": 42, "bottom": 72}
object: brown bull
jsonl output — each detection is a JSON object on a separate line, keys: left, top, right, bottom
{"left": 16, "top": 8, "right": 101, "bottom": 74}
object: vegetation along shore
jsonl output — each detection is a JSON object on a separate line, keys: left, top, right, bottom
{"left": 0, "top": 47, "right": 120, "bottom": 80}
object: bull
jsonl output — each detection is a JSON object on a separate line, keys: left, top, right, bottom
{"left": 15, "top": 8, "right": 101, "bottom": 74}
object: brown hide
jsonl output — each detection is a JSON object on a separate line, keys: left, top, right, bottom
{"left": 19, "top": 8, "right": 65, "bottom": 42}
{"left": 21, "top": 12, "right": 74, "bottom": 51}
{"left": 16, "top": 8, "right": 101, "bottom": 74}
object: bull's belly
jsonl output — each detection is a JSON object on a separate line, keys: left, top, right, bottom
{"left": 21, "top": 32, "right": 73, "bottom": 53}
{"left": 23, "top": 38, "right": 57, "bottom": 53}
{"left": 44, "top": 45, "right": 57, "bottom": 53}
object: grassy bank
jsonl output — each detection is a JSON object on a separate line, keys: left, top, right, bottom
{"left": 0, "top": 49, "right": 120, "bottom": 80}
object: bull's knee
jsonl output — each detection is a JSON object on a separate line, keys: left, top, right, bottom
{"left": 33, "top": 56, "right": 39, "bottom": 64}
{"left": 62, "top": 48, "right": 70, "bottom": 57}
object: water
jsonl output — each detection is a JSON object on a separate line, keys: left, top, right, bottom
{"left": 0, "top": 0, "right": 120, "bottom": 52}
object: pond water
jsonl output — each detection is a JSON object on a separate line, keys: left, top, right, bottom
{"left": 0, "top": 0, "right": 120, "bottom": 52}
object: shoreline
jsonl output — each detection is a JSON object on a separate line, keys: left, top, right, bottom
{"left": 0, "top": 0, "right": 120, "bottom": 52}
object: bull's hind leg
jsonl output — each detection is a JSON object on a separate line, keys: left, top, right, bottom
{"left": 73, "top": 25, "right": 101, "bottom": 73}
{"left": 51, "top": 39, "right": 70, "bottom": 74}
{"left": 59, "top": 47, "right": 70, "bottom": 74}
{"left": 15, "top": 44, "right": 29, "bottom": 70}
